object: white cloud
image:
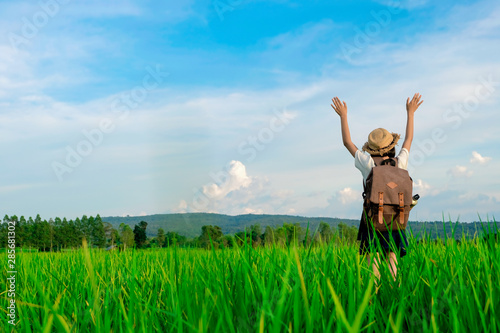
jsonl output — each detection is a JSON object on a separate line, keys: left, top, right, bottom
{"left": 309, "top": 187, "right": 364, "bottom": 219}
{"left": 413, "top": 179, "right": 440, "bottom": 197}
{"left": 243, "top": 207, "right": 264, "bottom": 215}
{"left": 173, "top": 200, "right": 188, "bottom": 213}
{"left": 447, "top": 165, "right": 473, "bottom": 178}
{"left": 178, "top": 160, "right": 300, "bottom": 216}
{"left": 0, "top": 183, "right": 44, "bottom": 194}
{"left": 337, "top": 187, "right": 362, "bottom": 205}
{"left": 202, "top": 160, "right": 252, "bottom": 200}
{"left": 470, "top": 151, "right": 492, "bottom": 164}
{"left": 410, "top": 189, "right": 500, "bottom": 222}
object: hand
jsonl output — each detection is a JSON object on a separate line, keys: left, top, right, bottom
{"left": 331, "top": 97, "right": 348, "bottom": 118}
{"left": 406, "top": 93, "right": 423, "bottom": 114}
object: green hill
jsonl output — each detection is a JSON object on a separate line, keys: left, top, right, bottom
{"left": 102, "top": 213, "right": 498, "bottom": 240}
{"left": 102, "top": 213, "right": 359, "bottom": 238}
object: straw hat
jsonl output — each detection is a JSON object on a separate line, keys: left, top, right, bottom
{"left": 362, "top": 128, "right": 400, "bottom": 155}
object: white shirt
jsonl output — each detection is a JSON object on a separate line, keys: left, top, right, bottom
{"left": 355, "top": 148, "right": 409, "bottom": 184}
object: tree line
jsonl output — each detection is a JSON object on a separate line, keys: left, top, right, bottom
{"left": 0, "top": 215, "right": 358, "bottom": 251}
{"left": 0, "top": 215, "right": 151, "bottom": 251}
{"left": 191, "top": 222, "right": 358, "bottom": 249}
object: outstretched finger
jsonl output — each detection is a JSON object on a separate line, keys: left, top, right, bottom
{"left": 334, "top": 98, "right": 341, "bottom": 108}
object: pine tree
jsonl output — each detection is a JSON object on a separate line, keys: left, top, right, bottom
{"left": 0, "top": 219, "right": 7, "bottom": 248}
{"left": 81, "top": 215, "right": 91, "bottom": 245}
{"left": 39, "top": 220, "right": 51, "bottom": 251}
{"left": 68, "top": 219, "right": 82, "bottom": 248}
{"left": 92, "top": 215, "right": 106, "bottom": 248}
{"left": 48, "top": 218, "right": 55, "bottom": 251}
{"left": 74, "top": 218, "right": 84, "bottom": 247}
{"left": 26, "top": 217, "right": 35, "bottom": 248}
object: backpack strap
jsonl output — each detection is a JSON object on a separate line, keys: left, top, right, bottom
{"left": 363, "top": 156, "right": 383, "bottom": 200}
{"left": 398, "top": 192, "right": 405, "bottom": 225}
{"left": 378, "top": 192, "right": 384, "bottom": 225}
{"left": 372, "top": 156, "right": 385, "bottom": 166}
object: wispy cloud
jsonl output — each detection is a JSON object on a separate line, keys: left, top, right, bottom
{"left": 448, "top": 165, "right": 473, "bottom": 179}
{"left": 470, "top": 151, "right": 492, "bottom": 164}
{"left": 336, "top": 187, "right": 362, "bottom": 205}
{"left": 413, "top": 179, "right": 440, "bottom": 197}
{"left": 0, "top": 183, "right": 44, "bottom": 194}
{"left": 374, "top": 0, "right": 430, "bottom": 10}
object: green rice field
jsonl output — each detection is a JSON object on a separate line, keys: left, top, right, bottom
{"left": 1, "top": 226, "right": 499, "bottom": 332}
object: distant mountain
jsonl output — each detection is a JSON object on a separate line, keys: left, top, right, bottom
{"left": 102, "top": 213, "right": 359, "bottom": 238}
{"left": 102, "top": 213, "right": 499, "bottom": 240}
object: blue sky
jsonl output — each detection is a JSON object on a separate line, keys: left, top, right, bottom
{"left": 0, "top": 0, "right": 499, "bottom": 222}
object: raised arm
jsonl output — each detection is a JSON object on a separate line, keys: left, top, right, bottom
{"left": 401, "top": 93, "right": 423, "bottom": 152}
{"left": 331, "top": 97, "right": 358, "bottom": 157}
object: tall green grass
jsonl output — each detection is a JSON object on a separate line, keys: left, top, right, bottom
{"left": 1, "top": 224, "right": 499, "bottom": 332}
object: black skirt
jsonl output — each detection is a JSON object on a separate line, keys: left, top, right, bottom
{"left": 357, "top": 212, "right": 409, "bottom": 257}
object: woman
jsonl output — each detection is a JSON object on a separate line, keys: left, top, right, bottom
{"left": 330, "top": 93, "right": 423, "bottom": 285}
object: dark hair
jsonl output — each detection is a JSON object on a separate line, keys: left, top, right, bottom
{"left": 371, "top": 147, "right": 396, "bottom": 158}
{"left": 382, "top": 147, "right": 396, "bottom": 158}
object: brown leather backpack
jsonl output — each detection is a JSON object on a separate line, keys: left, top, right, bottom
{"left": 363, "top": 156, "right": 413, "bottom": 232}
